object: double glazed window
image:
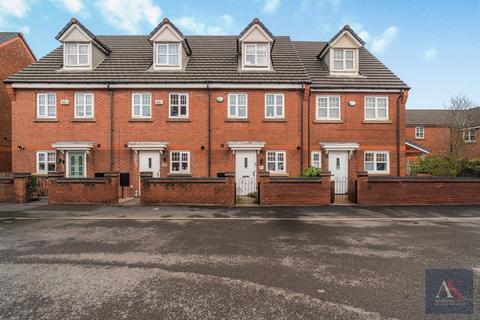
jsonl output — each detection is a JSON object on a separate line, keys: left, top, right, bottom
{"left": 364, "top": 151, "right": 389, "bottom": 173}
{"left": 228, "top": 93, "right": 248, "bottom": 119}
{"left": 365, "top": 97, "right": 388, "bottom": 120}
{"left": 311, "top": 151, "right": 321, "bottom": 168}
{"left": 66, "top": 43, "right": 89, "bottom": 66}
{"left": 36, "top": 151, "right": 56, "bottom": 174}
{"left": 244, "top": 43, "right": 268, "bottom": 67}
{"left": 169, "top": 93, "right": 189, "bottom": 118}
{"left": 316, "top": 96, "right": 340, "bottom": 120}
{"left": 332, "top": 49, "right": 355, "bottom": 71}
{"left": 265, "top": 93, "right": 284, "bottom": 119}
{"left": 170, "top": 151, "right": 190, "bottom": 173}
{"left": 132, "top": 93, "right": 151, "bottom": 118}
{"left": 75, "top": 93, "right": 94, "bottom": 118}
{"left": 415, "top": 126, "right": 424, "bottom": 139}
{"left": 37, "top": 93, "right": 56, "bottom": 119}
{"left": 464, "top": 129, "right": 476, "bottom": 143}
{"left": 267, "top": 151, "right": 286, "bottom": 173}
{"left": 156, "top": 43, "right": 180, "bottom": 66}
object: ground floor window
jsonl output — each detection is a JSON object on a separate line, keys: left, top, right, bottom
{"left": 464, "top": 129, "right": 476, "bottom": 143}
{"left": 364, "top": 151, "right": 389, "bottom": 174}
{"left": 36, "top": 151, "right": 56, "bottom": 174}
{"left": 311, "top": 151, "right": 321, "bottom": 168}
{"left": 267, "top": 151, "right": 286, "bottom": 173}
{"left": 67, "top": 151, "right": 86, "bottom": 178}
{"left": 170, "top": 151, "right": 190, "bottom": 173}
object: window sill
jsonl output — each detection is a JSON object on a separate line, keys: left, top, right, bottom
{"left": 71, "top": 118, "right": 96, "bottom": 122}
{"left": 129, "top": 118, "right": 153, "bottom": 122}
{"left": 362, "top": 120, "right": 392, "bottom": 124}
{"left": 34, "top": 118, "right": 58, "bottom": 122}
{"left": 314, "top": 120, "right": 343, "bottom": 124}
{"left": 167, "top": 118, "right": 191, "bottom": 122}
{"left": 263, "top": 119, "right": 287, "bottom": 123}
{"left": 225, "top": 119, "right": 249, "bottom": 123}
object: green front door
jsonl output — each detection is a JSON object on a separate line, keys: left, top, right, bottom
{"left": 68, "top": 152, "right": 85, "bottom": 178}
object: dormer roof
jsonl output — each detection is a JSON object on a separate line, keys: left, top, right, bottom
{"left": 238, "top": 18, "right": 275, "bottom": 42}
{"left": 148, "top": 18, "right": 191, "bottom": 56}
{"left": 55, "top": 18, "right": 111, "bottom": 55}
{"left": 317, "top": 24, "right": 365, "bottom": 59}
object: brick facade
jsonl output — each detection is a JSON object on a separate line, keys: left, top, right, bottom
{"left": 405, "top": 125, "right": 450, "bottom": 155}
{"left": 0, "top": 36, "right": 35, "bottom": 172}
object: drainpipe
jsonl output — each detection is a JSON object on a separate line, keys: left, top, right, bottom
{"left": 300, "top": 85, "right": 304, "bottom": 174}
{"left": 307, "top": 87, "right": 311, "bottom": 166}
{"left": 108, "top": 84, "right": 114, "bottom": 172}
{"left": 207, "top": 81, "right": 212, "bottom": 177}
{"left": 396, "top": 90, "right": 404, "bottom": 176}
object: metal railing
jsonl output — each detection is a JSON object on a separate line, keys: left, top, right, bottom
{"left": 235, "top": 178, "right": 258, "bottom": 205}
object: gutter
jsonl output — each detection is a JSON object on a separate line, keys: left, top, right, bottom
{"left": 108, "top": 84, "right": 114, "bottom": 172}
{"left": 396, "top": 90, "right": 404, "bottom": 176}
{"left": 207, "top": 82, "right": 212, "bottom": 177}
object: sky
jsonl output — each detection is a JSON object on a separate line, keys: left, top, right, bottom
{"left": 0, "top": 0, "right": 479, "bottom": 109}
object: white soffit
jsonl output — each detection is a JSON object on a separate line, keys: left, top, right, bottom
{"left": 320, "top": 142, "right": 359, "bottom": 151}
{"left": 52, "top": 141, "right": 95, "bottom": 151}
{"left": 227, "top": 141, "right": 266, "bottom": 151}
{"left": 127, "top": 141, "right": 169, "bottom": 151}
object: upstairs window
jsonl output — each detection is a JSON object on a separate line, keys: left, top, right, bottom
{"left": 364, "top": 151, "right": 390, "bottom": 174}
{"left": 415, "top": 126, "right": 424, "bottom": 139}
{"left": 156, "top": 43, "right": 180, "bottom": 66}
{"left": 37, "top": 93, "right": 56, "bottom": 119}
{"left": 365, "top": 97, "right": 389, "bottom": 120}
{"left": 132, "top": 93, "right": 151, "bottom": 118}
{"left": 169, "top": 93, "right": 189, "bottom": 118}
{"left": 267, "top": 151, "right": 286, "bottom": 173}
{"left": 464, "top": 129, "right": 476, "bottom": 143}
{"left": 317, "top": 96, "right": 340, "bottom": 120}
{"left": 244, "top": 43, "right": 268, "bottom": 67}
{"left": 75, "top": 93, "right": 94, "bottom": 118}
{"left": 265, "top": 93, "right": 284, "bottom": 119}
{"left": 36, "top": 151, "right": 56, "bottom": 174}
{"left": 228, "top": 93, "right": 248, "bottom": 119}
{"left": 65, "top": 43, "right": 89, "bottom": 66}
{"left": 332, "top": 49, "right": 355, "bottom": 71}
{"left": 170, "top": 151, "right": 190, "bottom": 173}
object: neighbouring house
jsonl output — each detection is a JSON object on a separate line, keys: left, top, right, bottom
{"left": 5, "top": 18, "right": 408, "bottom": 199}
{"left": 0, "top": 32, "right": 35, "bottom": 172}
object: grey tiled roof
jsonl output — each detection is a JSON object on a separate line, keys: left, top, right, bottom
{"left": 7, "top": 35, "right": 309, "bottom": 84}
{"left": 406, "top": 110, "right": 450, "bottom": 126}
{"left": 0, "top": 32, "right": 20, "bottom": 44}
{"left": 293, "top": 41, "right": 408, "bottom": 89}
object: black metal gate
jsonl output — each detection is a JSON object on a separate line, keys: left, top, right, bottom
{"left": 235, "top": 177, "right": 258, "bottom": 205}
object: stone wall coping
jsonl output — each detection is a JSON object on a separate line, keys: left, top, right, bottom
{"left": 56, "top": 178, "right": 109, "bottom": 184}
{"left": 368, "top": 176, "right": 480, "bottom": 183}
{"left": 147, "top": 177, "right": 227, "bottom": 184}
{"left": 12, "top": 172, "right": 31, "bottom": 178}
{"left": 0, "top": 177, "right": 14, "bottom": 183}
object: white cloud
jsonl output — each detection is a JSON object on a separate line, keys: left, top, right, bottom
{"left": 174, "top": 14, "right": 234, "bottom": 35}
{"left": 371, "top": 26, "right": 398, "bottom": 54}
{"left": 51, "top": 0, "right": 87, "bottom": 15}
{"left": 95, "top": 0, "right": 162, "bottom": 34}
{"left": 0, "top": 0, "right": 31, "bottom": 18}
{"left": 263, "top": 0, "right": 280, "bottom": 13}
{"left": 19, "top": 25, "right": 30, "bottom": 34}
{"left": 423, "top": 47, "right": 437, "bottom": 61}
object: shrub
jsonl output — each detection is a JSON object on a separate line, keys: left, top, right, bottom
{"left": 302, "top": 166, "right": 321, "bottom": 177}
{"left": 459, "top": 159, "right": 480, "bottom": 177}
{"left": 410, "top": 155, "right": 459, "bottom": 176}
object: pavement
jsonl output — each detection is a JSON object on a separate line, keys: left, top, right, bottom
{"left": 0, "top": 202, "right": 480, "bottom": 319}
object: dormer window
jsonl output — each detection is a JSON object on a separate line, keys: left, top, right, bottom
{"left": 156, "top": 43, "right": 180, "bottom": 66}
{"left": 332, "top": 49, "right": 355, "bottom": 71}
{"left": 66, "top": 43, "right": 90, "bottom": 66}
{"left": 244, "top": 43, "right": 268, "bottom": 67}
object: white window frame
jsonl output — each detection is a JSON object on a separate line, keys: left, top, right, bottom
{"left": 170, "top": 151, "right": 190, "bottom": 174}
{"left": 332, "top": 49, "right": 355, "bottom": 71}
{"left": 74, "top": 93, "right": 94, "bottom": 119}
{"left": 311, "top": 151, "right": 321, "bottom": 168}
{"left": 36, "top": 151, "right": 56, "bottom": 174}
{"left": 36, "top": 93, "right": 57, "bottom": 119}
{"left": 464, "top": 129, "right": 476, "bottom": 143}
{"left": 316, "top": 96, "right": 341, "bottom": 120}
{"left": 227, "top": 93, "right": 248, "bottom": 119}
{"left": 65, "top": 43, "right": 91, "bottom": 67}
{"left": 244, "top": 43, "right": 269, "bottom": 68}
{"left": 415, "top": 126, "right": 424, "bottom": 139}
{"left": 265, "top": 93, "right": 285, "bottom": 119}
{"left": 169, "top": 93, "right": 189, "bottom": 119}
{"left": 364, "top": 151, "right": 390, "bottom": 174}
{"left": 267, "top": 151, "right": 286, "bottom": 173}
{"left": 131, "top": 93, "right": 152, "bottom": 119}
{"left": 364, "top": 96, "right": 389, "bottom": 121}
{"left": 155, "top": 43, "right": 181, "bottom": 67}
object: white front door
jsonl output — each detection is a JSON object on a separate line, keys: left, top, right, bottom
{"left": 139, "top": 151, "right": 160, "bottom": 177}
{"left": 235, "top": 151, "right": 257, "bottom": 195}
{"left": 328, "top": 151, "right": 349, "bottom": 194}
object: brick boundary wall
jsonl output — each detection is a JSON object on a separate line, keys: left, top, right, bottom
{"left": 0, "top": 173, "right": 31, "bottom": 203}
{"left": 140, "top": 173, "right": 235, "bottom": 206}
{"left": 0, "top": 177, "right": 16, "bottom": 202}
{"left": 47, "top": 173, "right": 119, "bottom": 204}
{"left": 259, "top": 172, "right": 332, "bottom": 206}
{"left": 356, "top": 172, "right": 480, "bottom": 205}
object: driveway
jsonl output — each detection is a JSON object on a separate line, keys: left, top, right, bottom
{"left": 0, "top": 205, "right": 479, "bottom": 319}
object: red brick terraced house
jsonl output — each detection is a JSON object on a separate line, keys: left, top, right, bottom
{"left": 5, "top": 18, "right": 409, "bottom": 198}
{"left": 0, "top": 32, "right": 36, "bottom": 172}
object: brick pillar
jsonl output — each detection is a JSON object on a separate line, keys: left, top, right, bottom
{"left": 139, "top": 172, "right": 153, "bottom": 205}
{"left": 224, "top": 172, "right": 236, "bottom": 205}
{"left": 319, "top": 171, "right": 333, "bottom": 204}
{"left": 105, "top": 172, "right": 119, "bottom": 203}
{"left": 12, "top": 173, "right": 30, "bottom": 203}
{"left": 356, "top": 171, "right": 368, "bottom": 205}
{"left": 258, "top": 171, "right": 269, "bottom": 205}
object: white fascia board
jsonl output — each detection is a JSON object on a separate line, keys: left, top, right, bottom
{"left": 311, "top": 88, "right": 403, "bottom": 93}
{"left": 12, "top": 82, "right": 304, "bottom": 89}
{"left": 12, "top": 83, "right": 109, "bottom": 89}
